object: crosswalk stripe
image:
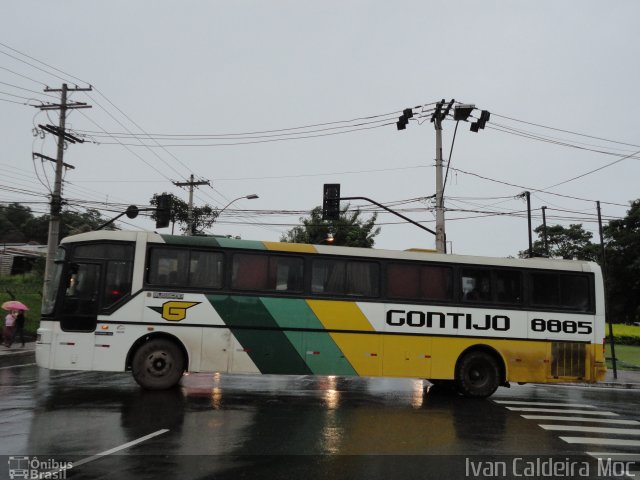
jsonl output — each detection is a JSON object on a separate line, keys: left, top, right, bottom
{"left": 522, "top": 415, "right": 640, "bottom": 425}
{"left": 587, "top": 452, "right": 640, "bottom": 462}
{"left": 540, "top": 425, "right": 640, "bottom": 435}
{"left": 560, "top": 437, "right": 640, "bottom": 447}
{"left": 494, "top": 400, "right": 595, "bottom": 408}
{"left": 506, "top": 407, "right": 618, "bottom": 416}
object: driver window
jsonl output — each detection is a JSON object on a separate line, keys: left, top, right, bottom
{"left": 63, "top": 263, "right": 101, "bottom": 316}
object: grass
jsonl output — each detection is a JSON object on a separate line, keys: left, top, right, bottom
{"left": 611, "top": 323, "right": 640, "bottom": 338}
{"left": 606, "top": 344, "right": 640, "bottom": 370}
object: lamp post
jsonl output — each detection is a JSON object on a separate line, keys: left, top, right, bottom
{"left": 214, "top": 194, "right": 259, "bottom": 222}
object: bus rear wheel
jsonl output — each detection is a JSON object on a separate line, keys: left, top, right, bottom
{"left": 454, "top": 350, "right": 501, "bottom": 398}
{"left": 132, "top": 339, "right": 185, "bottom": 390}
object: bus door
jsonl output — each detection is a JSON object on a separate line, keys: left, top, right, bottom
{"left": 53, "top": 261, "right": 101, "bottom": 369}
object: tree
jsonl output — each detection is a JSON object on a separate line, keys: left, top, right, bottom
{"left": 518, "top": 223, "right": 599, "bottom": 261}
{"left": 149, "top": 193, "right": 218, "bottom": 234}
{"left": 280, "top": 205, "right": 380, "bottom": 248}
{"left": 0, "top": 204, "right": 113, "bottom": 244}
{"left": 604, "top": 199, "right": 640, "bottom": 323}
{"left": 0, "top": 203, "right": 34, "bottom": 243}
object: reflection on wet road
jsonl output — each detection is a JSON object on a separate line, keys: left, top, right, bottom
{"left": 1, "top": 366, "right": 638, "bottom": 479}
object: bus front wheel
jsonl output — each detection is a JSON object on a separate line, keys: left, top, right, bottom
{"left": 132, "top": 339, "right": 185, "bottom": 390}
{"left": 454, "top": 350, "right": 501, "bottom": 398}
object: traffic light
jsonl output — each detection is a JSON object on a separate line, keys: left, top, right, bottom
{"left": 396, "top": 108, "right": 414, "bottom": 130}
{"left": 470, "top": 110, "right": 490, "bottom": 132}
{"left": 322, "top": 184, "right": 341, "bottom": 221}
{"left": 155, "top": 194, "right": 172, "bottom": 229}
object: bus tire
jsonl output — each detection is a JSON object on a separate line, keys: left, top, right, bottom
{"left": 454, "top": 350, "right": 500, "bottom": 398}
{"left": 132, "top": 339, "right": 185, "bottom": 390}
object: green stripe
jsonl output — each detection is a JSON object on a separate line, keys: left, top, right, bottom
{"left": 215, "top": 238, "right": 266, "bottom": 250}
{"left": 207, "top": 294, "right": 311, "bottom": 375}
{"left": 260, "top": 298, "right": 357, "bottom": 376}
{"left": 159, "top": 234, "right": 265, "bottom": 250}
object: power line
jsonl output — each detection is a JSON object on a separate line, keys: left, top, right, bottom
{"left": 447, "top": 166, "right": 629, "bottom": 207}
{"left": 72, "top": 106, "right": 434, "bottom": 139}
{"left": 492, "top": 112, "right": 640, "bottom": 149}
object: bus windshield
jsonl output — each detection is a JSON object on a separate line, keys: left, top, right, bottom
{"left": 42, "top": 247, "right": 66, "bottom": 315}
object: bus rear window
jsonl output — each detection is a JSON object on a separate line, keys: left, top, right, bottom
{"left": 531, "top": 272, "right": 591, "bottom": 311}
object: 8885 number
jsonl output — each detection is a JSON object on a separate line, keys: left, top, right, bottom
{"left": 530, "top": 318, "right": 592, "bottom": 335}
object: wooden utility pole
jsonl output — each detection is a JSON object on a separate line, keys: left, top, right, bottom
{"left": 173, "top": 174, "right": 210, "bottom": 235}
{"left": 38, "top": 83, "right": 92, "bottom": 299}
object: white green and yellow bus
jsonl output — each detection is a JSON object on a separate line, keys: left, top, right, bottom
{"left": 36, "top": 230, "right": 607, "bottom": 398}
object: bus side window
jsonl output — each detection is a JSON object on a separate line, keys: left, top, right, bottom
{"left": 148, "top": 248, "right": 188, "bottom": 286}
{"left": 531, "top": 273, "right": 560, "bottom": 307}
{"left": 103, "top": 260, "right": 133, "bottom": 308}
{"left": 270, "top": 256, "right": 303, "bottom": 292}
{"left": 461, "top": 268, "right": 491, "bottom": 302}
{"left": 494, "top": 270, "right": 522, "bottom": 304}
{"left": 312, "top": 259, "right": 378, "bottom": 297}
{"left": 232, "top": 254, "right": 268, "bottom": 290}
{"left": 189, "top": 251, "right": 223, "bottom": 289}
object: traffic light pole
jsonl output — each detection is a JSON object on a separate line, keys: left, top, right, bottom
{"left": 339, "top": 196, "right": 436, "bottom": 236}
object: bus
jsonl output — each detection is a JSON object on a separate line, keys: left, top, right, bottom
{"left": 36, "top": 230, "right": 607, "bottom": 398}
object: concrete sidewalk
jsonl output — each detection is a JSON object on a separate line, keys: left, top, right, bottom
{"left": 1, "top": 342, "right": 639, "bottom": 388}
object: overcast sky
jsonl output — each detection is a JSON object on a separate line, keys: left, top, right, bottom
{"left": 2, "top": 1, "right": 639, "bottom": 257}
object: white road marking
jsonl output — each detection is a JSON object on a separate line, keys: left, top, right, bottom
{"left": 540, "top": 424, "right": 640, "bottom": 435}
{"left": 505, "top": 407, "right": 618, "bottom": 416}
{"left": 0, "top": 363, "right": 36, "bottom": 370}
{"left": 494, "top": 400, "right": 596, "bottom": 408}
{"left": 560, "top": 437, "right": 640, "bottom": 447}
{"left": 73, "top": 429, "right": 170, "bottom": 468}
{"left": 587, "top": 452, "right": 640, "bottom": 462}
{"left": 522, "top": 415, "right": 640, "bottom": 425}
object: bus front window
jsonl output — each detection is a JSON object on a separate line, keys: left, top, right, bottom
{"left": 42, "top": 248, "right": 66, "bottom": 316}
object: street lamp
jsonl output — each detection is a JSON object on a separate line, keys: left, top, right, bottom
{"left": 215, "top": 194, "right": 259, "bottom": 221}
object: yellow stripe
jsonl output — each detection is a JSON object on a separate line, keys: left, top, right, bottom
{"left": 263, "top": 241, "right": 317, "bottom": 253}
{"left": 307, "top": 300, "right": 380, "bottom": 376}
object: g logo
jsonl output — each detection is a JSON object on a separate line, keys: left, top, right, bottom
{"left": 161, "top": 301, "right": 200, "bottom": 321}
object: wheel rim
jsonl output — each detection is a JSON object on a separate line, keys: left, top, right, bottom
{"left": 468, "top": 362, "right": 489, "bottom": 386}
{"left": 145, "top": 351, "right": 172, "bottom": 377}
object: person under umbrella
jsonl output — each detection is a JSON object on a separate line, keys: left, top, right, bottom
{"left": 1, "top": 300, "right": 28, "bottom": 348}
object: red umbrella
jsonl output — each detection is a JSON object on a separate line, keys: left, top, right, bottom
{"left": 2, "top": 300, "right": 29, "bottom": 311}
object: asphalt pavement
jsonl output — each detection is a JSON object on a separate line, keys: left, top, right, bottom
{"left": 2, "top": 340, "right": 638, "bottom": 388}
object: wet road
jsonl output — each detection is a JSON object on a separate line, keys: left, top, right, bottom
{"left": 1, "top": 363, "right": 639, "bottom": 480}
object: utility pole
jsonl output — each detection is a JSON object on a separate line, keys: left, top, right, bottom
{"left": 173, "top": 174, "right": 210, "bottom": 235}
{"left": 541, "top": 205, "right": 549, "bottom": 257}
{"left": 38, "top": 83, "right": 92, "bottom": 299}
{"left": 431, "top": 100, "right": 454, "bottom": 254}
{"left": 597, "top": 201, "right": 617, "bottom": 379}
{"left": 520, "top": 191, "right": 533, "bottom": 257}
{"left": 396, "top": 100, "right": 485, "bottom": 253}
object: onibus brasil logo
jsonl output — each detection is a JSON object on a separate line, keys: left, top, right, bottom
{"left": 148, "top": 301, "right": 200, "bottom": 322}
{"left": 8, "top": 456, "right": 72, "bottom": 479}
